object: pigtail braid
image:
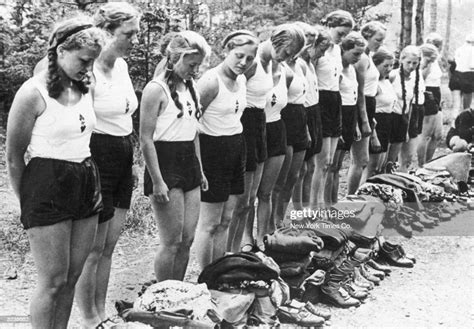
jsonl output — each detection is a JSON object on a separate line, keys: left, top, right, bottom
{"left": 186, "top": 79, "right": 201, "bottom": 120}
{"left": 400, "top": 64, "right": 407, "bottom": 115}
{"left": 164, "top": 60, "right": 184, "bottom": 118}
{"left": 414, "top": 63, "right": 420, "bottom": 105}
{"left": 46, "top": 47, "right": 62, "bottom": 99}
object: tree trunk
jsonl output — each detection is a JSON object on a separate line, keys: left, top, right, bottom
{"left": 400, "top": 0, "right": 414, "bottom": 48}
{"left": 443, "top": 0, "right": 452, "bottom": 59}
{"left": 429, "top": 0, "right": 437, "bottom": 32}
{"left": 415, "top": 0, "right": 425, "bottom": 45}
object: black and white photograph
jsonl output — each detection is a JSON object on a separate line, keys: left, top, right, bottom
{"left": 0, "top": 0, "right": 473, "bottom": 327}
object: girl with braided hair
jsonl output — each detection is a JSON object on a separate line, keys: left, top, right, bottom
{"left": 194, "top": 30, "right": 258, "bottom": 267}
{"left": 387, "top": 45, "right": 425, "bottom": 173}
{"left": 140, "top": 31, "right": 210, "bottom": 280}
{"left": 312, "top": 10, "right": 354, "bottom": 208}
{"left": 417, "top": 41, "right": 443, "bottom": 166}
{"left": 348, "top": 21, "right": 386, "bottom": 193}
{"left": 6, "top": 18, "right": 105, "bottom": 328}
{"left": 74, "top": 3, "right": 140, "bottom": 327}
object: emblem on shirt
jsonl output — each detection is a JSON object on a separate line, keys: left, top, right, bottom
{"left": 187, "top": 100, "right": 192, "bottom": 116}
{"left": 271, "top": 93, "right": 277, "bottom": 107}
{"left": 125, "top": 98, "right": 130, "bottom": 114}
{"left": 79, "top": 114, "right": 86, "bottom": 133}
{"left": 235, "top": 100, "right": 239, "bottom": 113}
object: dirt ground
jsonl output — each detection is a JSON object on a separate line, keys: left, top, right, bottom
{"left": 1, "top": 125, "right": 473, "bottom": 329}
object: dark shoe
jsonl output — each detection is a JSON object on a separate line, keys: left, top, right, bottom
{"left": 321, "top": 282, "right": 361, "bottom": 308}
{"left": 410, "top": 220, "right": 424, "bottom": 232}
{"left": 362, "top": 264, "right": 385, "bottom": 280}
{"left": 341, "top": 279, "right": 369, "bottom": 300}
{"left": 278, "top": 306, "right": 325, "bottom": 326}
{"left": 379, "top": 242, "right": 414, "bottom": 268}
{"left": 366, "top": 259, "right": 392, "bottom": 274}
{"left": 396, "top": 219, "right": 413, "bottom": 238}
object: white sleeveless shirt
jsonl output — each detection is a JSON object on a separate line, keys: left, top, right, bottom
{"left": 27, "top": 77, "right": 96, "bottom": 162}
{"left": 315, "top": 44, "right": 342, "bottom": 91}
{"left": 340, "top": 65, "right": 358, "bottom": 106}
{"left": 93, "top": 58, "right": 138, "bottom": 136}
{"left": 300, "top": 58, "right": 319, "bottom": 107}
{"left": 151, "top": 79, "right": 198, "bottom": 142}
{"left": 287, "top": 61, "right": 306, "bottom": 105}
{"left": 199, "top": 67, "right": 247, "bottom": 136}
{"left": 375, "top": 79, "right": 397, "bottom": 114}
{"left": 265, "top": 64, "right": 288, "bottom": 123}
{"left": 246, "top": 57, "right": 273, "bottom": 109}
{"left": 425, "top": 59, "right": 442, "bottom": 87}
{"left": 392, "top": 69, "right": 426, "bottom": 115}
{"left": 364, "top": 54, "right": 380, "bottom": 97}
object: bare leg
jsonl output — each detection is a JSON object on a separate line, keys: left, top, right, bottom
{"left": 328, "top": 150, "right": 346, "bottom": 204}
{"left": 27, "top": 222, "right": 72, "bottom": 329}
{"left": 257, "top": 155, "right": 285, "bottom": 238}
{"left": 347, "top": 136, "right": 370, "bottom": 194}
{"left": 279, "top": 149, "right": 306, "bottom": 225}
{"left": 55, "top": 216, "right": 98, "bottom": 329}
{"left": 302, "top": 155, "right": 316, "bottom": 207}
{"left": 426, "top": 112, "right": 443, "bottom": 161}
{"left": 463, "top": 92, "right": 472, "bottom": 110}
{"left": 452, "top": 90, "right": 462, "bottom": 114}
{"left": 272, "top": 146, "right": 293, "bottom": 228}
{"left": 387, "top": 142, "right": 402, "bottom": 164}
{"left": 310, "top": 138, "right": 332, "bottom": 209}
{"left": 227, "top": 171, "right": 255, "bottom": 252}
{"left": 194, "top": 202, "right": 224, "bottom": 269}
{"left": 76, "top": 220, "right": 108, "bottom": 327}
{"left": 150, "top": 188, "right": 186, "bottom": 281}
{"left": 94, "top": 208, "right": 128, "bottom": 320}
{"left": 241, "top": 164, "right": 264, "bottom": 249}
{"left": 400, "top": 136, "right": 419, "bottom": 173}
{"left": 292, "top": 162, "right": 307, "bottom": 211}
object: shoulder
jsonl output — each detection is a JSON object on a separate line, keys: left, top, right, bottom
{"left": 10, "top": 77, "right": 46, "bottom": 117}
{"left": 388, "top": 70, "right": 398, "bottom": 83}
{"left": 142, "top": 78, "right": 168, "bottom": 103}
{"left": 354, "top": 53, "right": 369, "bottom": 71}
{"left": 197, "top": 69, "right": 219, "bottom": 93}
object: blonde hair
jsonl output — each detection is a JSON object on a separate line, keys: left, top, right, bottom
{"left": 420, "top": 43, "right": 439, "bottom": 59}
{"left": 94, "top": 2, "right": 140, "bottom": 32}
{"left": 361, "top": 21, "right": 387, "bottom": 40}
{"left": 222, "top": 30, "right": 259, "bottom": 50}
{"left": 270, "top": 23, "right": 306, "bottom": 59}
{"left": 321, "top": 10, "right": 354, "bottom": 29}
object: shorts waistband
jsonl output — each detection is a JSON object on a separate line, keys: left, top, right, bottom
{"left": 92, "top": 133, "right": 133, "bottom": 140}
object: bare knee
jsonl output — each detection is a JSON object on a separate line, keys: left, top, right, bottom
{"left": 38, "top": 274, "right": 68, "bottom": 299}
{"left": 219, "top": 214, "right": 233, "bottom": 232}
{"left": 257, "top": 190, "right": 272, "bottom": 203}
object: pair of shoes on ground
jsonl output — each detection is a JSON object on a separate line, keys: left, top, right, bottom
{"left": 278, "top": 299, "right": 331, "bottom": 326}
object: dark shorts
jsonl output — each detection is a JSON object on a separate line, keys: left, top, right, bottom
{"left": 200, "top": 133, "right": 245, "bottom": 203}
{"left": 409, "top": 104, "right": 424, "bottom": 138}
{"left": 319, "top": 90, "right": 342, "bottom": 138}
{"left": 449, "top": 71, "right": 474, "bottom": 93}
{"left": 266, "top": 119, "right": 287, "bottom": 158}
{"left": 20, "top": 157, "right": 103, "bottom": 229}
{"left": 371, "top": 112, "right": 393, "bottom": 153}
{"left": 241, "top": 107, "right": 268, "bottom": 172}
{"left": 144, "top": 141, "right": 201, "bottom": 196}
{"left": 304, "top": 104, "right": 323, "bottom": 160}
{"left": 424, "top": 87, "right": 440, "bottom": 116}
{"left": 90, "top": 133, "right": 134, "bottom": 223}
{"left": 280, "top": 103, "right": 309, "bottom": 152}
{"left": 337, "top": 105, "right": 358, "bottom": 151}
{"left": 391, "top": 113, "right": 409, "bottom": 143}
{"left": 365, "top": 96, "right": 376, "bottom": 130}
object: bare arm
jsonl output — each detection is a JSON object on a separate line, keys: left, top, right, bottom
{"left": 139, "top": 81, "right": 169, "bottom": 203}
{"left": 6, "top": 82, "right": 45, "bottom": 200}
{"left": 196, "top": 72, "right": 219, "bottom": 113}
{"left": 354, "top": 55, "right": 371, "bottom": 137}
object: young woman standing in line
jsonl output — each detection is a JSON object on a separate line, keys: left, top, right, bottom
{"left": 193, "top": 31, "right": 259, "bottom": 267}
{"left": 347, "top": 21, "right": 386, "bottom": 193}
{"left": 140, "top": 31, "right": 210, "bottom": 279}
{"left": 312, "top": 10, "right": 354, "bottom": 207}
{"left": 7, "top": 19, "right": 105, "bottom": 328}
{"left": 75, "top": 4, "right": 141, "bottom": 326}
{"left": 326, "top": 32, "right": 366, "bottom": 204}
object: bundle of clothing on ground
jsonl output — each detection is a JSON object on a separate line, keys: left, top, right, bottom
{"left": 115, "top": 152, "right": 474, "bottom": 328}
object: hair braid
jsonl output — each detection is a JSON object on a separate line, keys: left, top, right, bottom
{"left": 164, "top": 60, "right": 184, "bottom": 118}
{"left": 400, "top": 64, "right": 407, "bottom": 115}
{"left": 46, "top": 47, "right": 62, "bottom": 99}
{"left": 186, "top": 79, "right": 201, "bottom": 120}
{"left": 414, "top": 63, "right": 420, "bottom": 105}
